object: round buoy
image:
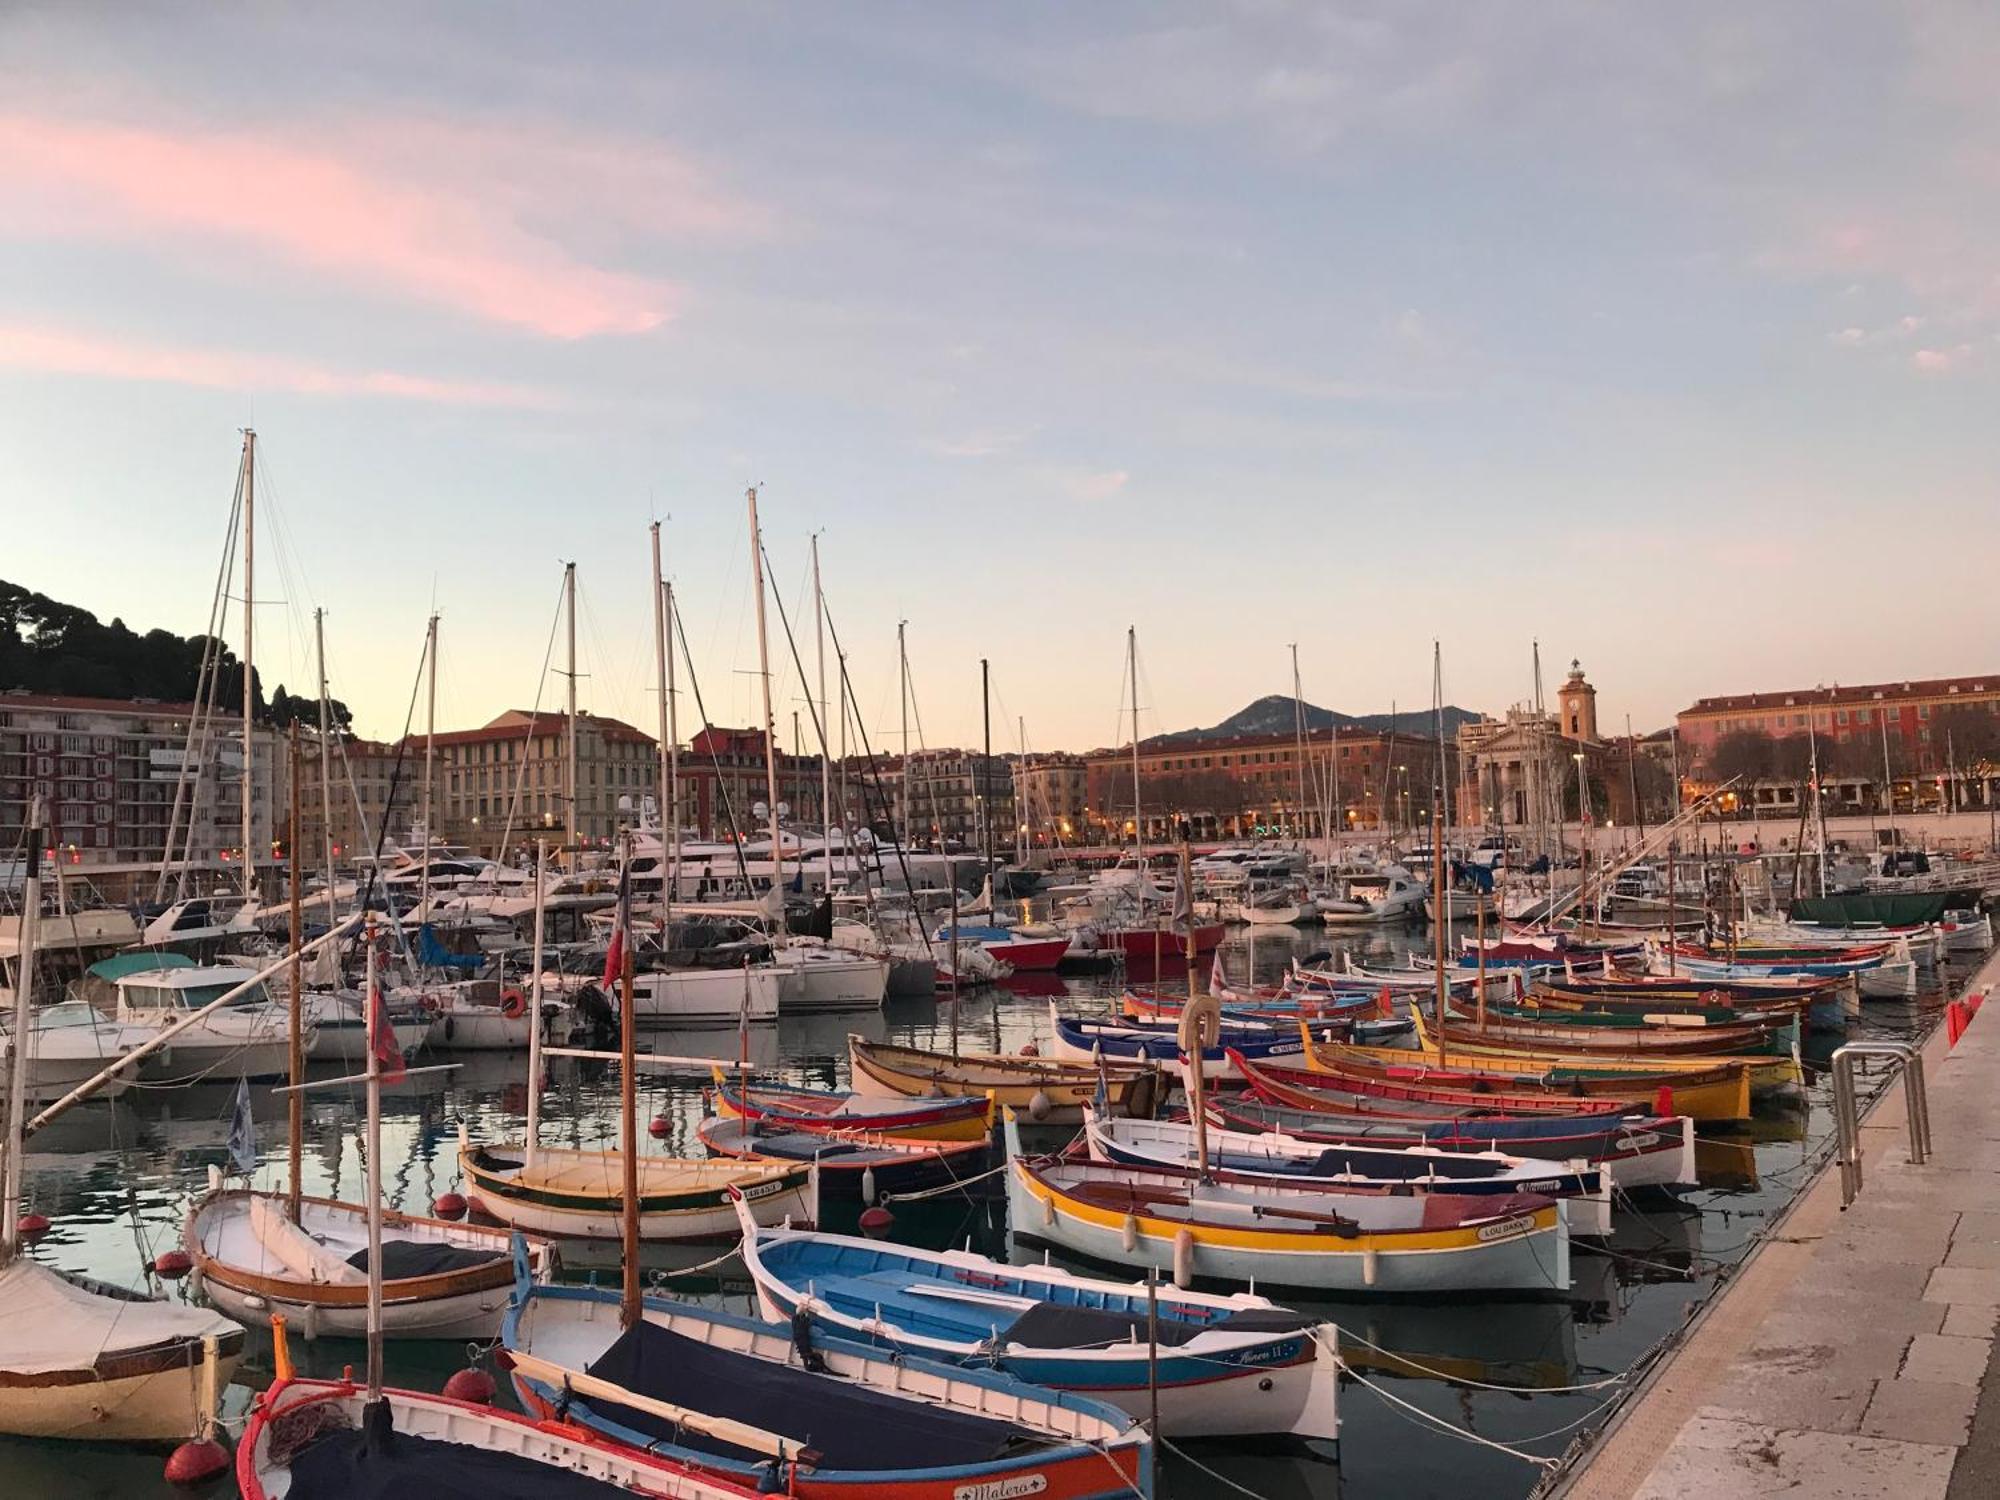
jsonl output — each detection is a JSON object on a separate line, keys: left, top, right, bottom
{"left": 164, "top": 1437, "right": 230, "bottom": 1486}
{"left": 648, "top": 1115, "right": 670, "bottom": 1139}
{"left": 1017, "top": 1042, "right": 1040, "bottom": 1058}
{"left": 442, "top": 1367, "right": 498, "bottom": 1404}
{"left": 153, "top": 1249, "right": 194, "bottom": 1280}
{"left": 16, "top": 1212, "right": 49, "bottom": 1241}
{"left": 1027, "top": 1089, "right": 1053, "bottom": 1122}
{"left": 432, "top": 1192, "right": 467, "bottom": 1222}
{"left": 858, "top": 1205, "right": 895, "bottom": 1238}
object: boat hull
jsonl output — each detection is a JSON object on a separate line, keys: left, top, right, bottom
{"left": 459, "top": 1143, "right": 814, "bottom": 1242}
{"left": 632, "top": 965, "right": 784, "bottom": 1026}
{"left": 848, "top": 1036, "right": 1163, "bottom": 1124}
{"left": 0, "top": 1335, "right": 244, "bottom": 1443}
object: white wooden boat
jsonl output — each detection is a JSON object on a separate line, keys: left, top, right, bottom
{"left": 186, "top": 1183, "right": 557, "bottom": 1340}
{"left": 458, "top": 1127, "right": 815, "bottom": 1241}
{"left": 1004, "top": 1112, "right": 1569, "bottom": 1294}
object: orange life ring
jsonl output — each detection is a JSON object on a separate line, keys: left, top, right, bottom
{"left": 500, "top": 988, "right": 529, "bottom": 1020}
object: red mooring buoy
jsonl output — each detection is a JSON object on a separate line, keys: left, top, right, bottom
{"left": 858, "top": 1205, "right": 895, "bottom": 1239}
{"left": 442, "top": 1367, "right": 498, "bottom": 1404}
{"left": 16, "top": 1212, "right": 50, "bottom": 1241}
{"left": 164, "top": 1437, "right": 230, "bottom": 1486}
{"left": 153, "top": 1249, "right": 194, "bottom": 1280}
{"left": 648, "top": 1115, "right": 670, "bottom": 1138}
{"left": 432, "top": 1192, "right": 468, "bottom": 1221}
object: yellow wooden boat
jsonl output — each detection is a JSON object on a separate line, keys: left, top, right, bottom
{"left": 1295, "top": 1015, "right": 1757, "bottom": 1122}
{"left": 1406, "top": 1008, "right": 1799, "bottom": 1094}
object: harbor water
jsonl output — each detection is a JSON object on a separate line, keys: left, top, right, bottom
{"left": 0, "top": 922, "right": 1971, "bottom": 1499}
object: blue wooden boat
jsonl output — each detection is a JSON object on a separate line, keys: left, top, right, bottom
{"left": 1043, "top": 1001, "right": 1305, "bottom": 1080}
{"left": 730, "top": 1197, "right": 1339, "bottom": 1442}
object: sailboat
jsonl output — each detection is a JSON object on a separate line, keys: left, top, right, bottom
{"left": 0, "top": 797, "right": 246, "bottom": 1443}
{"left": 235, "top": 918, "right": 758, "bottom": 1500}
{"left": 185, "top": 773, "right": 556, "bottom": 1340}
{"left": 458, "top": 829, "right": 813, "bottom": 1241}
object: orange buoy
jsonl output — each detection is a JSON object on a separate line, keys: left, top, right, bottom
{"left": 500, "top": 988, "right": 529, "bottom": 1021}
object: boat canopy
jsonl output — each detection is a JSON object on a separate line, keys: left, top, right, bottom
{"left": 85, "top": 952, "right": 197, "bottom": 982}
{"left": 1790, "top": 892, "right": 1954, "bottom": 925}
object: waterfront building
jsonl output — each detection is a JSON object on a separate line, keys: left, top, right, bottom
{"left": 1080, "top": 727, "right": 1405, "bottom": 842}
{"left": 0, "top": 689, "right": 282, "bottom": 874}
{"left": 419, "top": 710, "right": 658, "bottom": 856}
{"left": 678, "top": 726, "right": 824, "bottom": 841}
{"left": 1014, "top": 753, "right": 1089, "bottom": 848}
{"left": 1456, "top": 662, "right": 1644, "bottom": 831}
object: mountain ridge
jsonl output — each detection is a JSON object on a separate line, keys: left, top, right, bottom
{"left": 1147, "top": 693, "right": 1482, "bottom": 747}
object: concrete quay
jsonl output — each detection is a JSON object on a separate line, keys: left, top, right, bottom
{"left": 1551, "top": 947, "right": 2000, "bottom": 1500}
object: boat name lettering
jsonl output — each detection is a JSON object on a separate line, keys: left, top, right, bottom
{"left": 1527, "top": 1180, "right": 1563, "bottom": 1193}
{"left": 954, "top": 1475, "right": 1048, "bottom": 1500}
{"left": 742, "top": 1179, "right": 789, "bottom": 1202}
{"left": 1475, "top": 1216, "right": 1535, "bottom": 1242}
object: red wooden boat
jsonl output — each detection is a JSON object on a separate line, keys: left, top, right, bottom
{"left": 1108, "top": 922, "right": 1225, "bottom": 963}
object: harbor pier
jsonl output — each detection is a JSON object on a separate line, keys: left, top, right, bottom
{"left": 1550, "top": 946, "right": 2000, "bottom": 1499}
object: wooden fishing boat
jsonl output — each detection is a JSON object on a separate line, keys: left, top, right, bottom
{"left": 1085, "top": 1108, "right": 1615, "bottom": 1235}
{"left": 238, "top": 1321, "right": 757, "bottom": 1500}
{"left": 1234, "top": 1048, "right": 1645, "bottom": 1121}
{"left": 1122, "top": 984, "right": 1380, "bottom": 1022}
{"left": 1439, "top": 1001, "right": 1796, "bottom": 1057}
{"left": 1206, "top": 1093, "right": 1697, "bottom": 1192}
{"left": 731, "top": 1195, "right": 1339, "bottom": 1441}
{"left": 1402, "top": 1007, "right": 1798, "bottom": 1096}
{"left": 1553, "top": 971, "right": 1852, "bottom": 1028}
{"left": 504, "top": 1258, "right": 1154, "bottom": 1500}
{"left": 847, "top": 1035, "right": 1165, "bottom": 1124}
{"left": 186, "top": 1184, "right": 556, "bottom": 1340}
{"left": 695, "top": 1115, "right": 988, "bottom": 1203}
{"left": 706, "top": 1070, "right": 993, "bottom": 1141}
{"left": 1044, "top": 1002, "right": 1307, "bottom": 1080}
{"left": 1306, "top": 1019, "right": 1760, "bottom": 1120}
{"left": 1003, "top": 1113, "right": 1569, "bottom": 1295}
{"left": 459, "top": 1129, "right": 816, "bottom": 1242}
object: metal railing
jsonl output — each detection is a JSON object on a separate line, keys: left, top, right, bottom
{"left": 1831, "top": 1041, "right": 1932, "bottom": 1208}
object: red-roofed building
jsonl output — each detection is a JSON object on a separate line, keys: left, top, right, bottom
{"left": 414, "top": 710, "right": 658, "bottom": 855}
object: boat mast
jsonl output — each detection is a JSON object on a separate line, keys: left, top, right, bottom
{"left": 898, "top": 620, "right": 910, "bottom": 850}
{"left": 287, "top": 724, "right": 303, "bottom": 1223}
{"left": 651, "top": 523, "right": 676, "bottom": 929}
{"left": 363, "top": 919, "right": 384, "bottom": 1401}
{"left": 313, "top": 608, "right": 339, "bottom": 925}
{"left": 618, "top": 829, "right": 640, "bottom": 1330}
{"left": 564, "top": 562, "right": 580, "bottom": 864}
{"left": 1290, "top": 643, "right": 1308, "bottom": 846}
{"left": 1128, "top": 627, "right": 1144, "bottom": 894}
{"left": 240, "top": 428, "right": 256, "bottom": 901}
{"left": 815, "top": 537, "right": 833, "bottom": 899}
{"left": 526, "top": 839, "right": 546, "bottom": 1170}
{"left": 748, "top": 490, "right": 785, "bottom": 905}
{"left": 420, "top": 612, "right": 438, "bottom": 915}
{"left": 981, "top": 657, "right": 994, "bottom": 886}
{"left": 1, "top": 797, "right": 42, "bottom": 1263}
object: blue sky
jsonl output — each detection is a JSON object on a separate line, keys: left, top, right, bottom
{"left": 4, "top": 3, "right": 1996, "bottom": 754}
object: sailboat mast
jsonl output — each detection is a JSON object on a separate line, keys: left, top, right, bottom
{"left": 287, "top": 724, "right": 303, "bottom": 1222}
{"left": 898, "top": 620, "right": 910, "bottom": 849}
{"left": 814, "top": 538, "right": 833, "bottom": 896}
{"left": 1290, "top": 644, "right": 1308, "bottom": 844}
{"left": 313, "top": 608, "right": 338, "bottom": 925}
{"left": 618, "top": 830, "right": 640, "bottom": 1329}
{"left": 363, "top": 920, "right": 384, "bottom": 1401}
{"left": 564, "top": 563, "right": 580, "bottom": 861}
{"left": 651, "top": 523, "right": 675, "bottom": 925}
{"left": 526, "top": 840, "right": 546, "bottom": 1170}
{"left": 1, "top": 798, "right": 42, "bottom": 1260}
{"left": 748, "top": 491, "right": 784, "bottom": 898}
{"left": 981, "top": 658, "right": 993, "bottom": 881}
{"left": 420, "top": 613, "right": 438, "bottom": 914}
{"left": 240, "top": 428, "right": 256, "bottom": 901}
{"left": 1128, "top": 628, "right": 1144, "bottom": 883}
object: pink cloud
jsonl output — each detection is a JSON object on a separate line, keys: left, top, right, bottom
{"left": 0, "top": 322, "right": 553, "bottom": 406}
{"left": 1063, "top": 469, "right": 1131, "bottom": 502}
{"left": 0, "top": 112, "right": 762, "bottom": 338}
{"left": 1911, "top": 344, "right": 1974, "bottom": 374}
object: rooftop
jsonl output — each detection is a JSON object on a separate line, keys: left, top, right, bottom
{"left": 1682, "top": 675, "right": 2000, "bottom": 716}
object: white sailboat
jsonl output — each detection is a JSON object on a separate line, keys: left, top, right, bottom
{"left": 0, "top": 796, "right": 246, "bottom": 1444}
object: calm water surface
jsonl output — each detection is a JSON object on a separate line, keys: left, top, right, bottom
{"left": 1, "top": 922, "right": 1967, "bottom": 1499}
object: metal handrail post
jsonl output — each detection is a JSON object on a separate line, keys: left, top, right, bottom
{"left": 1831, "top": 1041, "right": 1927, "bottom": 1208}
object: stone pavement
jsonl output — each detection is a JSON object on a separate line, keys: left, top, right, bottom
{"left": 1553, "top": 947, "right": 2000, "bottom": 1500}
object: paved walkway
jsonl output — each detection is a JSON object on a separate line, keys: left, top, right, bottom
{"left": 1553, "top": 946, "right": 2000, "bottom": 1500}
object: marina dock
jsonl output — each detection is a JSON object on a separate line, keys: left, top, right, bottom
{"left": 1551, "top": 946, "right": 2000, "bottom": 1499}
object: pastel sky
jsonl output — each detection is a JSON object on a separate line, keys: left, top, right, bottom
{"left": 5, "top": 3, "right": 1998, "bottom": 755}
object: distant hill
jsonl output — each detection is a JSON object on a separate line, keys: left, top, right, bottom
{"left": 1149, "top": 694, "right": 1481, "bottom": 747}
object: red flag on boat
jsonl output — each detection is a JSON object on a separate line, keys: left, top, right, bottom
{"left": 369, "top": 981, "right": 405, "bottom": 1083}
{"left": 602, "top": 861, "right": 633, "bottom": 988}
{"left": 1209, "top": 950, "right": 1227, "bottom": 995}
{"left": 1376, "top": 986, "right": 1394, "bottom": 1019}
